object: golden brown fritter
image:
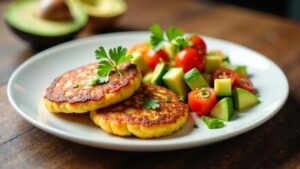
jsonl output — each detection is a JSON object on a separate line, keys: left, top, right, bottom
{"left": 44, "top": 62, "right": 142, "bottom": 113}
{"left": 90, "top": 83, "right": 188, "bottom": 138}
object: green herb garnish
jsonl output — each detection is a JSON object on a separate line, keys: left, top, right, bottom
{"left": 178, "top": 95, "right": 185, "bottom": 102}
{"left": 89, "top": 46, "right": 133, "bottom": 85}
{"left": 166, "top": 27, "right": 184, "bottom": 41}
{"left": 193, "top": 124, "right": 199, "bottom": 128}
{"left": 72, "top": 84, "right": 79, "bottom": 89}
{"left": 173, "top": 37, "right": 189, "bottom": 53}
{"left": 202, "top": 116, "right": 225, "bottom": 129}
{"left": 165, "top": 95, "right": 171, "bottom": 103}
{"left": 150, "top": 24, "right": 185, "bottom": 51}
{"left": 143, "top": 99, "right": 160, "bottom": 109}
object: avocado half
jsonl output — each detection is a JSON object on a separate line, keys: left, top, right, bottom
{"left": 4, "top": 0, "right": 88, "bottom": 49}
{"left": 78, "top": 0, "right": 127, "bottom": 32}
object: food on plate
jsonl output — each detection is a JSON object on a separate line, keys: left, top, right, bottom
{"left": 43, "top": 23, "right": 261, "bottom": 139}
{"left": 130, "top": 24, "right": 261, "bottom": 129}
{"left": 90, "top": 83, "right": 188, "bottom": 138}
{"left": 4, "top": 0, "right": 88, "bottom": 48}
{"left": 44, "top": 45, "right": 142, "bottom": 114}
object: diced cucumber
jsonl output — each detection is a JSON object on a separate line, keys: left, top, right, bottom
{"left": 233, "top": 88, "right": 260, "bottom": 111}
{"left": 211, "top": 97, "right": 234, "bottom": 121}
{"left": 205, "top": 55, "right": 223, "bottom": 73}
{"left": 184, "top": 68, "right": 208, "bottom": 90}
{"left": 163, "top": 68, "right": 189, "bottom": 100}
{"left": 151, "top": 62, "right": 167, "bottom": 85}
{"left": 214, "top": 78, "right": 232, "bottom": 96}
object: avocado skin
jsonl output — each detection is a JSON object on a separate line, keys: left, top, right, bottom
{"left": 5, "top": 21, "right": 82, "bottom": 49}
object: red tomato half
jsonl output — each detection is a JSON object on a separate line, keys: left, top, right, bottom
{"left": 234, "top": 75, "right": 254, "bottom": 92}
{"left": 188, "top": 88, "right": 217, "bottom": 116}
{"left": 144, "top": 49, "right": 169, "bottom": 69}
{"left": 211, "top": 68, "right": 236, "bottom": 85}
{"left": 190, "top": 35, "right": 207, "bottom": 55}
{"left": 175, "top": 48, "right": 205, "bottom": 72}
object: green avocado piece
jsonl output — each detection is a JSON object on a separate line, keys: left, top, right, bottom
{"left": 151, "top": 62, "right": 167, "bottom": 85}
{"left": 4, "top": 0, "right": 88, "bottom": 37}
{"left": 211, "top": 97, "right": 234, "bottom": 121}
{"left": 142, "top": 72, "right": 153, "bottom": 83}
{"left": 163, "top": 68, "right": 189, "bottom": 100}
{"left": 233, "top": 88, "right": 260, "bottom": 111}
{"left": 214, "top": 78, "right": 232, "bottom": 96}
{"left": 205, "top": 55, "right": 223, "bottom": 73}
{"left": 184, "top": 68, "right": 208, "bottom": 90}
{"left": 131, "top": 52, "right": 151, "bottom": 74}
{"left": 79, "top": 0, "right": 127, "bottom": 17}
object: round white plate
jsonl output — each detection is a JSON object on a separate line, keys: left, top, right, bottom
{"left": 7, "top": 32, "right": 289, "bottom": 151}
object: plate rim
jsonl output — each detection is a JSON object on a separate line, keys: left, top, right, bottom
{"left": 7, "top": 31, "right": 289, "bottom": 151}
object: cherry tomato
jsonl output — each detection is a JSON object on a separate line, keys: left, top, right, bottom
{"left": 175, "top": 48, "right": 205, "bottom": 72}
{"left": 190, "top": 35, "right": 207, "bottom": 54}
{"left": 144, "top": 49, "right": 169, "bottom": 69}
{"left": 128, "top": 43, "right": 149, "bottom": 56}
{"left": 211, "top": 68, "right": 236, "bottom": 85}
{"left": 233, "top": 75, "right": 254, "bottom": 92}
{"left": 188, "top": 88, "right": 217, "bottom": 116}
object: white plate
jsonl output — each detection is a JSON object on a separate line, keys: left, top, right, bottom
{"left": 7, "top": 32, "right": 289, "bottom": 151}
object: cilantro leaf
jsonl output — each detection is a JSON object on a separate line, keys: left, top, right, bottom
{"left": 165, "top": 95, "right": 171, "bottom": 103}
{"left": 193, "top": 124, "right": 199, "bottom": 128}
{"left": 108, "top": 46, "right": 128, "bottom": 64}
{"left": 91, "top": 46, "right": 133, "bottom": 86}
{"left": 150, "top": 24, "right": 165, "bottom": 51}
{"left": 97, "top": 60, "right": 113, "bottom": 77}
{"left": 95, "top": 46, "right": 109, "bottom": 60}
{"left": 166, "top": 27, "right": 184, "bottom": 41}
{"left": 143, "top": 99, "right": 160, "bottom": 109}
{"left": 173, "top": 37, "right": 189, "bottom": 52}
{"left": 117, "top": 54, "right": 133, "bottom": 65}
{"left": 202, "top": 116, "right": 225, "bottom": 129}
{"left": 72, "top": 84, "right": 79, "bottom": 89}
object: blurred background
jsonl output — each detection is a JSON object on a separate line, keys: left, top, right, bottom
{"left": 212, "top": 0, "right": 300, "bottom": 22}
{"left": 1, "top": 0, "right": 300, "bottom": 84}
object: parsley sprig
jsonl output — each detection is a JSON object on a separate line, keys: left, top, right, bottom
{"left": 202, "top": 116, "right": 225, "bottom": 129}
{"left": 150, "top": 24, "right": 184, "bottom": 51}
{"left": 143, "top": 99, "right": 160, "bottom": 109}
{"left": 89, "top": 46, "right": 133, "bottom": 85}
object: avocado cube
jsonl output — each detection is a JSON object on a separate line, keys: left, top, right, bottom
{"left": 214, "top": 78, "right": 232, "bottom": 96}
{"left": 151, "top": 63, "right": 167, "bottom": 85}
{"left": 184, "top": 68, "right": 208, "bottom": 90}
{"left": 211, "top": 97, "right": 234, "bottom": 121}
{"left": 163, "top": 68, "right": 189, "bottom": 100}
{"left": 131, "top": 52, "right": 151, "bottom": 74}
{"left": 233, "top": 88, "right": 260, "bottom": 111}
{"left": 205, "top": 55, "right": 223, "bottom": 73}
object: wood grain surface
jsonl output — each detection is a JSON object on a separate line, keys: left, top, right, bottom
{"left": 0, "top": 0, "right": 300, "bottom": 168}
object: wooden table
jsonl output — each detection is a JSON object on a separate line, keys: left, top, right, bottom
{"left": 1, "top": 0, "right": 300, "bottom": 168}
